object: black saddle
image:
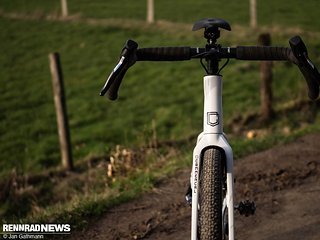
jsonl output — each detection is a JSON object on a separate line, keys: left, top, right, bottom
{"left": 192, "top": 18, "right": 231, "bottom": 42}
{"left": 192, "top": 18, "right": 231, "bottom": 32}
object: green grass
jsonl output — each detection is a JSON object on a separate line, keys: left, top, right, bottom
{"left": 0, "top": 17, "right": 198, "bottom": 176}
{"left": 1, "top": 15, "right": 320, "bottom": 177}
{"left": 1, "top": 0, "right": 320, "bottom": 30}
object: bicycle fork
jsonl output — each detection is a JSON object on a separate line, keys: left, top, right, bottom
{"left": 190, "top": 75, "right": 235, "bottom": 240}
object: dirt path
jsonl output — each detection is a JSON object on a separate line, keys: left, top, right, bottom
{"left": 69, "top": 133, "right": 320, "bottom": 240}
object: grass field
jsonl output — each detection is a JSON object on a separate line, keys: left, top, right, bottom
{"left": 1, "top": 0, "right": 320, "bottom": 30}
{"left": 1, "top": 0, "right": 320, "bottom": 222}
{"left": 2, "top": 16, "right": 318, "bottom": 177}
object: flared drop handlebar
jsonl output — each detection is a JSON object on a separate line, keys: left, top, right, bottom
{"left": 100, "top": 19, "right": 320, "bottom": 101}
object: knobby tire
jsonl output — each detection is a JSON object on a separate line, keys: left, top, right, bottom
{"left": 198, "top": 148, "right": 225, "bottom": 240}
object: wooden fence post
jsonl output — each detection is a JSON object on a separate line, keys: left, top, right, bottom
{"left": 61, "top": 0, "right": 68, "bottom": 17}
{"left": 259, "top": 33, "right": 274, "bottom": 121}
{"left": 147, "top": 0, "right": 154, "bottom": 23}
{"left": 250, "top": 0, "right": 257, "bottom": 28}
{"left": 49, "top": 53, "right": 73, "bottom": 171}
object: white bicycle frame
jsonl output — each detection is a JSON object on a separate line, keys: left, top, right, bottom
{"left": 191, "top": 75, "right": 235, "bottom": 240}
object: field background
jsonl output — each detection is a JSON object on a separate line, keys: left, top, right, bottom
{"left": 1, "top": 0, "right": 320, "bottom": 30}
{"left": 1, "top": 0, "right": 320, "bottom": 223}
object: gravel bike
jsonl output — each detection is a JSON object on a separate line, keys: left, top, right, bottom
{"left": 100, "top": 18, "right": 320, "bottom": 240}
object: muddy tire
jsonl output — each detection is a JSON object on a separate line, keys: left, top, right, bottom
{"left": 198, "top": 148, "right": 224, "bottom": 240}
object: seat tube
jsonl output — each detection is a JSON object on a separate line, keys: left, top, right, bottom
{"left": 203, "top": 75, "right": 223, "bottom": 134}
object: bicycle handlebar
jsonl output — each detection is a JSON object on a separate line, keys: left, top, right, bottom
{"left": 236, "top": 44, "right": 320, "bottom": 100}
{"left": 235, "top": 46, "right": 296, "bottom": 62}
{"left": 137, "top": 47, "right": 193, "bottom": 61}
{"left": 100, "top": 36, "right": 320, "bottom": 100}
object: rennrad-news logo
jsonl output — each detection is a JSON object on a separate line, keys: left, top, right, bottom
{"left": 1, "top": 224, "right": 71, "bottom": 239}
{"left": 3, "top": 224, "right": 70, "bottom": 233}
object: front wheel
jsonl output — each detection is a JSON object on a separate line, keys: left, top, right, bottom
{"left": 198, "top": 148, "right": 226, "bottom": 240}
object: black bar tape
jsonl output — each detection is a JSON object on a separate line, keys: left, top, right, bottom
{"left": 236, "top": 46, "right": 297, "bottom": 63}
{"left": 137, "top": 47, "right": 192, "bottom": 61}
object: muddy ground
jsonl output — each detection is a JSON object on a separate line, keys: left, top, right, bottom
{"left": 69, "top": 133, "right": 320, "bottom": 240}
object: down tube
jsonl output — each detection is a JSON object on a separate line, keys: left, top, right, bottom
{"left": 191, "top": 133, "right": 235, "bottom": 240}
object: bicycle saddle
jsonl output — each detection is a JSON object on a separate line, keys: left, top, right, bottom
{"left": 192, "top": 18, "right": 231, "bottom": 32}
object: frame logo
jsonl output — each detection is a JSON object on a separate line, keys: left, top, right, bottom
{"left": 207, "top": 112, "right": 219, "bottom": 127}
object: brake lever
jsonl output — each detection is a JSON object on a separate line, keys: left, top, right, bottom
{"left": 304, "top": 53, "right": 316, "bottom": 71}
{"left": 289, "top": 36, "right": 320, "bottom": 100}
{"left": 100, "top": 40, "right": 138, "bottom": 99}
{"left": 100, "top": 56, "right": 126, "bottom": 96}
